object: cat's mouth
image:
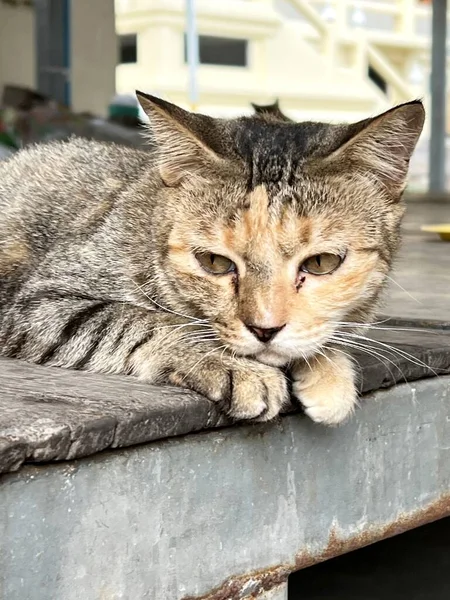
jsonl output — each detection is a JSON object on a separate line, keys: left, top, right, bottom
{"left": 223, "top": 336, "right": 292, "bottom": 367}
{"left": 218, "top": 322, "right": 329, "bottom": 367}
{"left": 254, "top": 349, "right": 291, "bottom": 367}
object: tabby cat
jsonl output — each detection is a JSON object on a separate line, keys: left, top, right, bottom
{"left": 0, "top": 93, "right": 424, "bottom": 424}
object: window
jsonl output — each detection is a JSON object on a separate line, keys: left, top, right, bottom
{"left": 184, "top": 35, "right": 248, "bottom": 67}
{"left": 119, "top": 34, "right": 137, "bottom": 64}
{"left": 368, "top": 65, "right": 387, "bottom": 94}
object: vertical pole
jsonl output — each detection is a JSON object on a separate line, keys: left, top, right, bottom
{"left": 62, "top": 0, "right": 71, "bottom": 107}
{"left": 429, "top": 0, "right": 447, "bottom": 192}
{"left": 185, "top": 0, "right": 199, "bottom": 111}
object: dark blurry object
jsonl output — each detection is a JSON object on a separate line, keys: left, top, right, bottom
{"left": 184, "top": 34, "right": 248, "bottom": 67}
{"left": 109, "top": 113, "right": 141, "bottom": 128}
{"left": 2, "top": 85, "right": 49, "bottom": 112}
{"left": 119, "top": 34, "right": 138, "bottom": 64}
{"left": 0, "top": 110, "right": 20, "bottom": 150}
{"left": 0, "top": 108, "right": 20, "bottom": 161}
{"left": 1, "top": 0, "right": 33, "bottom": 5}
{"left": 251, "top": 99, "right": 293, "bottom": 122}
{"left": 1, "top": 84, "right": 146, "bottom": 149}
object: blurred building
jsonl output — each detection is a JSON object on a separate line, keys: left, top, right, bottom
{"left": 116, "top": 0, "right": 435, "bottom": 124}
{"left": 0, "top": 0, "right": 115, "bottom": 117}
{"left": 0, "top": 0, "right": 440, "bottom": 126}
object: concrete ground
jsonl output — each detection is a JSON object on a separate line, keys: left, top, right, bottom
{"left": 289, "top": 517, "right": 450, "bottom": 599}
{"left": 382, "top": 200, "right": 450, "bottom": 322}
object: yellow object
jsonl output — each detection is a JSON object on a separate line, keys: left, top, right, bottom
{"left": 421, "top": 224, "right": 450, "bottom": 241}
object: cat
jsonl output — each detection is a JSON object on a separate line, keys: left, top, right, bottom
{"left": 0, "top": 93, "right": 424, "bottom": 425}
{"left": 251, "top": 99, "right": 293, "bottom": 122}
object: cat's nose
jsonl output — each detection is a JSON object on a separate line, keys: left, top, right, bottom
{"left": 245, "top": 323, "right": 286, "bottom": 343}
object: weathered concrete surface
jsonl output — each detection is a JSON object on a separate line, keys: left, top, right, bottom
{"left": 0, "top": 326, "right": 449, "bottom": 474}
{"left": 1, "top": 376, "right": 449, "bottom": 600}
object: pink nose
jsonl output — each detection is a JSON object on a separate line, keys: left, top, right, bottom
{"left": 245, "top": 324, "right": 286, "bottom": 343}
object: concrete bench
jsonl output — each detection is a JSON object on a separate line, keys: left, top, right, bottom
{"left": 1, "top": 321, "right": 449, "bottom": 599}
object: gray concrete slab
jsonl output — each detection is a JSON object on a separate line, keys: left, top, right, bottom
{"left": 1, "top": 376, "right": 449, "bottom": 600}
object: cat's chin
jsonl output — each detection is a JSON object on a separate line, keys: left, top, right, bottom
{"left": 255, "top": 350, "right": 290, "bottom": 368}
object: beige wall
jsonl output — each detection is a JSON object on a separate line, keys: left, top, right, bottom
{"left": 115, "top": 0, "right": 387, "bottom": 122}
{"left": 70, "top": 0, "right": 117, "bottom": 116}
{"left": 0, "top": 3, "right": 35, "bottom": 93}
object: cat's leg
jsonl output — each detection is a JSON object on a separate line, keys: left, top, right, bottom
{"left": 1, "top": 295, "right": 288, "bottom": 421}
{"left": 290, "top": 349, "right": 358, "bottom": 425}
{"left": 130, "top": 319, "right": 289, "bottom": 422}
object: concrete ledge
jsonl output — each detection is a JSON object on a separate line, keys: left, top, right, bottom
{"left": 1, "top": 375, "right": 449, "bottom": 599}
{"left": 1, "top": 326, "right": 450, "bottom": 475}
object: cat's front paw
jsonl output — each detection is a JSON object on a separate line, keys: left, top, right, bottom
{"left": 132, "top": 340, "right": 289, "bottom": 422}
{"left": 224, "top": 359, "right": 289, "bottom": 421}
{"left": 291, "top": 350, "right": 358, "bottom": 425}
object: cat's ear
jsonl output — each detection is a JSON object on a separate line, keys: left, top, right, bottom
{"left": 251, "top": 99, "right": 292, "bottom": 122}
{"left": 325, "top": 100, "right": 425, "bottom": 194}
{"left": 252, "top": 99, "right": 281, "bottom": 114}
{"left": 136, "top": 91, "right": 223, "bottom": 186}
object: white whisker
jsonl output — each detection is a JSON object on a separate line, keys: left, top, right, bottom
{"left": 153, "top": 322, "right": 212, "bottom": 332}
{"left": 385, "top": 275, "right": 422, "bottom": 305}
{"left": 333, "top": 331, "right": 438, "bottom": 376}
{"left": 329, "top": 338, "right": 406, "bottom": 385}
{"left": 182, "top": 345, "right": 228, "bottom": 382}
{"left": 130, "top": 277, "right": 208, "bottom": 324}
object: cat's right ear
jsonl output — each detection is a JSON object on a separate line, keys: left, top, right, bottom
{"left": 136, "top": 91, "right": 223, "bottom": 186}
{"left": 322, "top": 100, "right": 425, "bottom": 196}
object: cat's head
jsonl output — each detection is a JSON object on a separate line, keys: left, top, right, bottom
{"left": 136, "top": 92, "right": 424, "bottom": 366}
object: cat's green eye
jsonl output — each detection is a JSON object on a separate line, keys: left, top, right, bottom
{"left": 300, "top": 253, "right": 342, "bottom": 276}
{"left": 195, "top": 252, "right": 236, "bottom": 275}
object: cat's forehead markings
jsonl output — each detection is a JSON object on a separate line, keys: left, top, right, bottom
{"left": 221, "top": 185, "right": 316, "bottom": 260}
{"left": 221, "top": 185, "right": 269, "bottom": 245}
{"left": 243, "top": 185, "right": 270, "bottom": 235}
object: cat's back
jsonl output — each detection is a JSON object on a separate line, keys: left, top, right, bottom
{"left": 0, "top": 137, "right": 152, "bottom": 255}
{"left": 0, "top": 137, "right": 151, "bottom": 214}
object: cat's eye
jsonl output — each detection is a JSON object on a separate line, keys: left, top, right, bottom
{"left": 195, "top": 252, "right": 236, "bottom": 275}
{"left": 300, "top": 253, "right": 343, "bottom": 275}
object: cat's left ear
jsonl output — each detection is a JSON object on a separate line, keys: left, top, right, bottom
{"left": 136, "top": 91, "right": 223, "bottom": 186}
{"left": 325, "top": 100, "right": 425, "bottom": 195}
